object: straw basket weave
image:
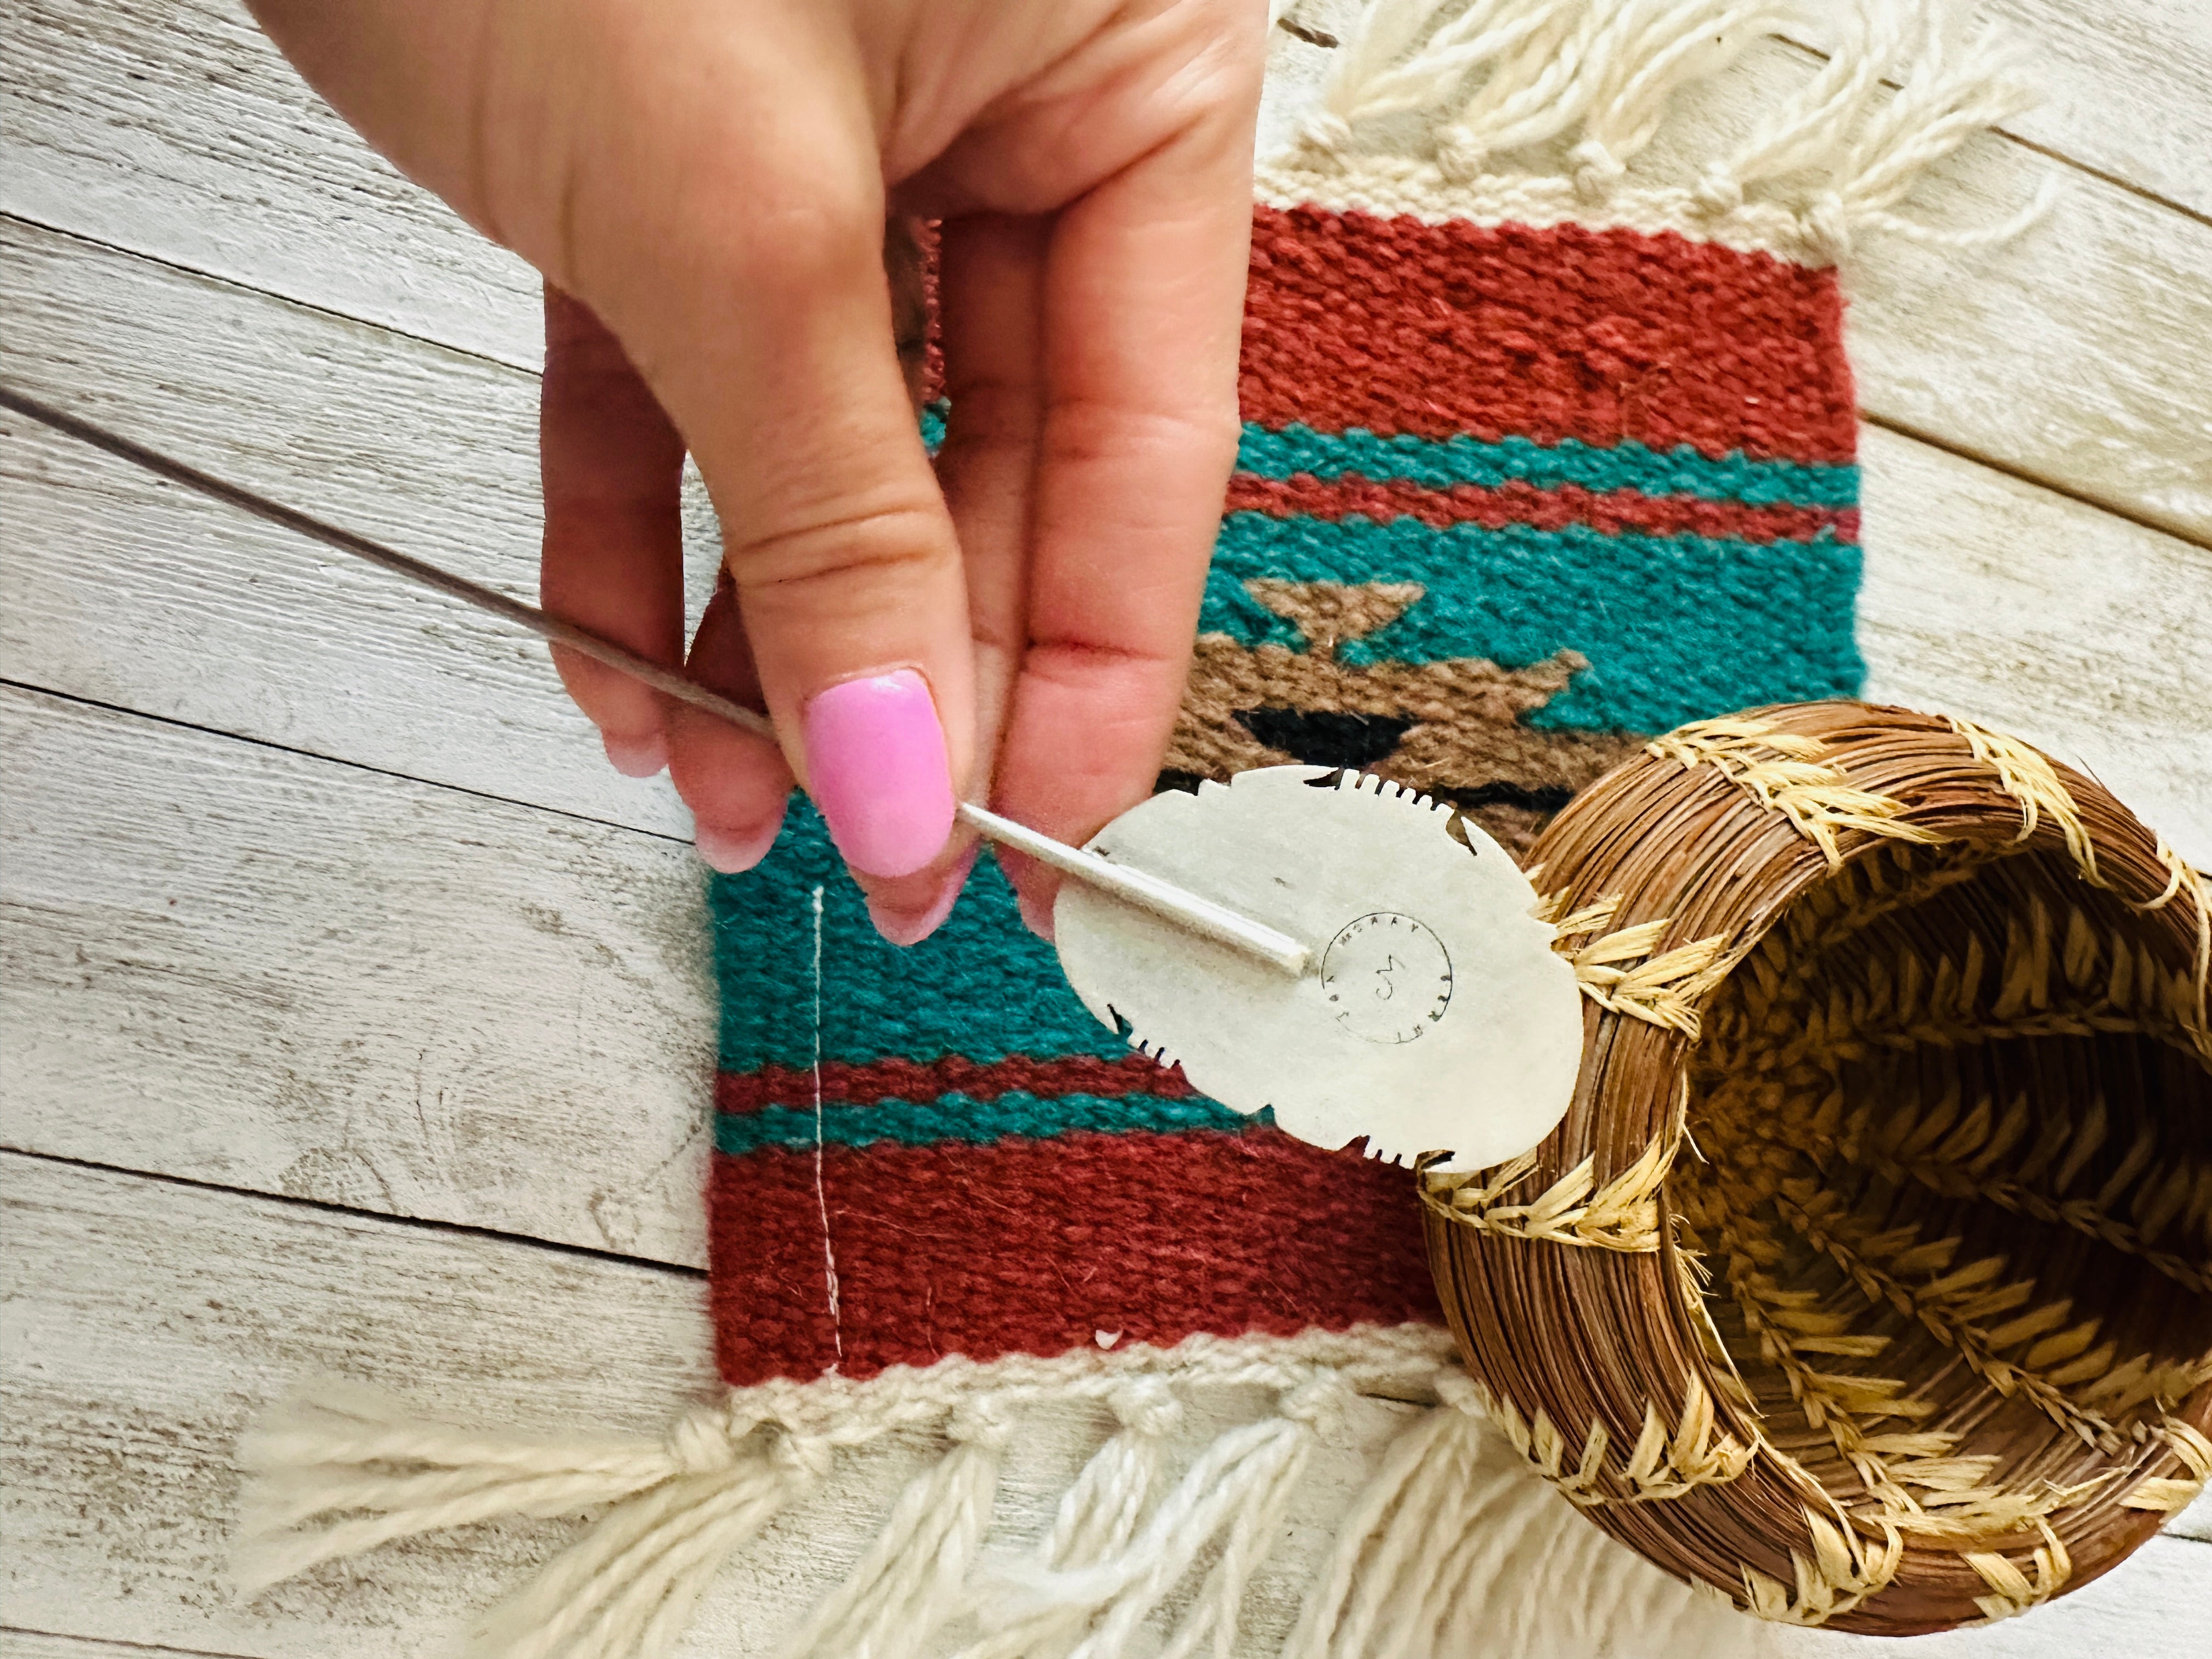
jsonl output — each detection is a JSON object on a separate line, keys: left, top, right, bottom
{"left": 1422, "top": 701, "right": 2212, "bottom": 1634}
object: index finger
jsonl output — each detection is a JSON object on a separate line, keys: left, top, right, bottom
{"left": 989, "top": 91, "right": 1260, "bottom": 926}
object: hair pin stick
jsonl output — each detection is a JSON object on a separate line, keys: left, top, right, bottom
{"left": 0, "top": 382, "right": 1310, "bottom": 978}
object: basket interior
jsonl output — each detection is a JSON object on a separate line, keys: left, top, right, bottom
{"left": 1677, "top": 838, "right": 2212, "bottom": 1548}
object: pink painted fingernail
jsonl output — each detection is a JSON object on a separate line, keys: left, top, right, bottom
{"left": 803, "top": 670, "right": 955, "bottom": 878}
{"left": 866, "top": 845, "right": 980, "bottom": 947}
{"left": 695, "top": 814, "right": 785, "bottom": 875}
{"left": 603, "top": 730, "right": 669, "bottom": 778}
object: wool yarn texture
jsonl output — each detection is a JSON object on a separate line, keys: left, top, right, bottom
{"left": 234, "top": 3, "right": 2091, "bottom": 1655}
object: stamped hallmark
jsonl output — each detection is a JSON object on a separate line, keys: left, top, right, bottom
{"left": 1322, "top": 911, "right": 1453, "bottom": 1045}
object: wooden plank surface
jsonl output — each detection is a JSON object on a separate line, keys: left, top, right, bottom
{"left": 3, "top": 1, "right": 2207, "bottom": 1654}
{"left": 1980, "top": 0, "right": 2212, "bottom": 217}
{"left": 0, "top": 0, "right": 540, "bottom": 368}
{"left": 1856, "top": 424, "right": 2212, "bottom": 864}
{"left": 0, "top": 213, "right": 712, "bottom": 842}
{"left": 0, "top": 684, "right": 717, "bottom": 1267}
{"left": 0, "top": 1633, "right": 253, "bottom": 1659}
{"left": 0, "top": 1154, "right": 1530, "bottom": 1659}
{"left": 2, "top": 1154, "right": 2200, "bottom": 1659}
{"left": 5, "top": 212, "right": 2207, "bottom": 1257}
{"left": 9, "top": 3, "right": 2212, "bottom": 541}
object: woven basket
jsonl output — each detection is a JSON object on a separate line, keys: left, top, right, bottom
{"left": 1423, "top": 701, "right": 2211, "bottom": 1634}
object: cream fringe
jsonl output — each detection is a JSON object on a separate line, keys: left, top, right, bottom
{"left": 1265, "top": 0, "right": 2046, "bottom": 265}
{"left": 233, "top": 1324, "right": 1769, "bottom": 1659}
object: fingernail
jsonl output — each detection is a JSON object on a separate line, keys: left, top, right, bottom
{"left": 866, "top": 845, "right": 979, "bottom": 947}
{"left": 804, "top": 670, "right": 954, "bottom": 878}
{"left": 1016, "top": 883, "right": 1057, "bottom": 943}
{"left": 695, "top": 815, "right": 784, "bottom": 875}
{"left": 603, "top": 730, "right": 669, "bottom": 778}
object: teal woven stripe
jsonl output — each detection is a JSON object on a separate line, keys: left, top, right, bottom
{"left": 1237, "top": 423, "right": 1858, "bottom": 507}
{"left": 1203, "top": 512, "right": 1864, "bottom": 734}
{"left": 714, "top": 1090, "right": 1248, "bottom": 1154}
{"left": 714, "top": 801, "right": 1127, "bottom": 1074}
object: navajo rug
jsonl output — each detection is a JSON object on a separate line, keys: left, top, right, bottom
{"left": 240, "top": 5, "right": 2049, "bottom": 1655}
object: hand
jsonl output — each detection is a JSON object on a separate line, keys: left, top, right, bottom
{"left": 249, "top": 0, "right": 1263, "bottom": 943}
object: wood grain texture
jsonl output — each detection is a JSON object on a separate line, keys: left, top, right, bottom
{"left": 1978, "top": 0, "right": 2212, "bottom": 217}
{"left": 0, "top": 213, "right": 715, "bottom": 842}
{"left": 1857, "top": 423, "right": 2212, "bottom": 865}
{"left": 0, "top": 1154, "right": 1508, "bottom": 1659}
{"left": 0, "top": 1152, "right": 715, "bottom": 1659}
{"left": 5, "top": 209, "right": 2207, "bottom": 898}
{"left": 6, "top": 3, "right": 2212, "bottom": 540}
{"left": 0, "top": 1155, "right": 2198, "bottom": 1659}
{"left": 0, "top": 0, "right": 541, "bottom": 368}
{"left": 0, "top": 685, "right": 718, "bottom": 1267}
{"left": 0, "top": 1631, "right": 254, "bottom": 1659}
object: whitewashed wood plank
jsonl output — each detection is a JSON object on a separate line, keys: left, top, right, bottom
{"left": 0, "top": 0, "right": 541, "bottom": 368}
{"left": 1971, "top": 0, "right": 2212, "bottom": 218}
{"left": 0, "top": 684, "right": 718, "bottom": 1267}
{"left": 7, "top": 210, "right": 2209, "bottom": 876}
{"left": 7, "top": 4, "right": 2212, "bottom": 540}
{"left": 1831, "top": 151, "right": 2212, "bottom": 548}
{"left": 0, "top": 1632, "right": 249, "bottom": 1659}
{"left": 1857, "top": 422, "right": 2212, "bottom": 867}
{"left": 0, "top": 213, "right": 713, "bottom": 841}
{"left": 0, "top": 1154, "right": 1610, "bottom": 1659}
{"left": 1774, "top": 0, "right": 2212, "bottom": 222}
{"left": 0, "top": 367, "right": 693, "bottom": 843}
{"left": 2, "top": 1155, "right": 2200, "bottom": 1659}
{"left": 1780, "top": 1533, "right": 2212, "bottom": 1659}
{"left": 0, "top": 1153, "right": 716, "bottom": 1658}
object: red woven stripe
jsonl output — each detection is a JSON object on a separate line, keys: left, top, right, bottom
{"left": 1243, "top": 204, "right": 1854, "bottom": 464}
{"left": 715, "top": 1053, "right": 1193, "bottom": 1115}
{"left": 708, "top": 1128, "right": 1441, "bottom": 1385}
{"left": 1225, "top": 471, "right": 1858, "bottom": 543}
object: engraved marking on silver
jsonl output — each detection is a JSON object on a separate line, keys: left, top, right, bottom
{"left": 1322, "top": 912, "right": 1453, "bottom": 1045}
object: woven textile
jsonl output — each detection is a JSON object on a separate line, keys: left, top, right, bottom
{"left": 240, "top": 5, "right": 2067, "bottom": 1654}
{"left": 707, "top": 192, "right": 1865, "bottom": 1396}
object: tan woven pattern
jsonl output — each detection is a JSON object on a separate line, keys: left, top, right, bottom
{"left": 1423, "top": 702, "right": 2212, "bottom": 1636}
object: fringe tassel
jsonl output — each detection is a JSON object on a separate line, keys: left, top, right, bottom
{"left": 1277, "top": 0, "right": 2046, "bottom": 263}
{"left": 951, "top": 1379, "right": 1182, "bottom": 1659}
{"left": 236, "top": 1338, "right": 1759, "bottom": 1657}
{"left": 235, "top": 1381, "right": 811, "bottom": 1659}
{"left": 774, "top": 1399, "right": 1011, "bottom": 1659}
{"left": 975, "top": 1373, "right": 1350, "bottom": 1659}
{"left": 1283, "top": 1378, "right": 1491, "bottom": 1658}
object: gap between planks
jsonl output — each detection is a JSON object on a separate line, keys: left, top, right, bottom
{"left": 8, "top": 6, "right": 2212, "bottom": 539}
{"left": 0, "top": 670, "right": 698, "bottom": 851}
{"left": 5, "top": 207, "right": 2209, "bottom": 1260}
{"left": 1860, "top": 408, "right": 2212, "bottom": 551}
{"left": 0, "top": 1627, "right": 261, "bottom": 1659}
{"left": 1764, "top": 22, "right": 2212, "bottom": 232}
{"left": 0, "top": 1144, "right": 706, "bottom": 1285}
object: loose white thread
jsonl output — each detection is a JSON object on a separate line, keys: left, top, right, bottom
{"left": 810, "top": 884, "right": 843, "bottom": 1364}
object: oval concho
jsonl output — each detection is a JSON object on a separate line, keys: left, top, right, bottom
{"left": 1052, "top": 766, "right": 1583, "bottom": 1173}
